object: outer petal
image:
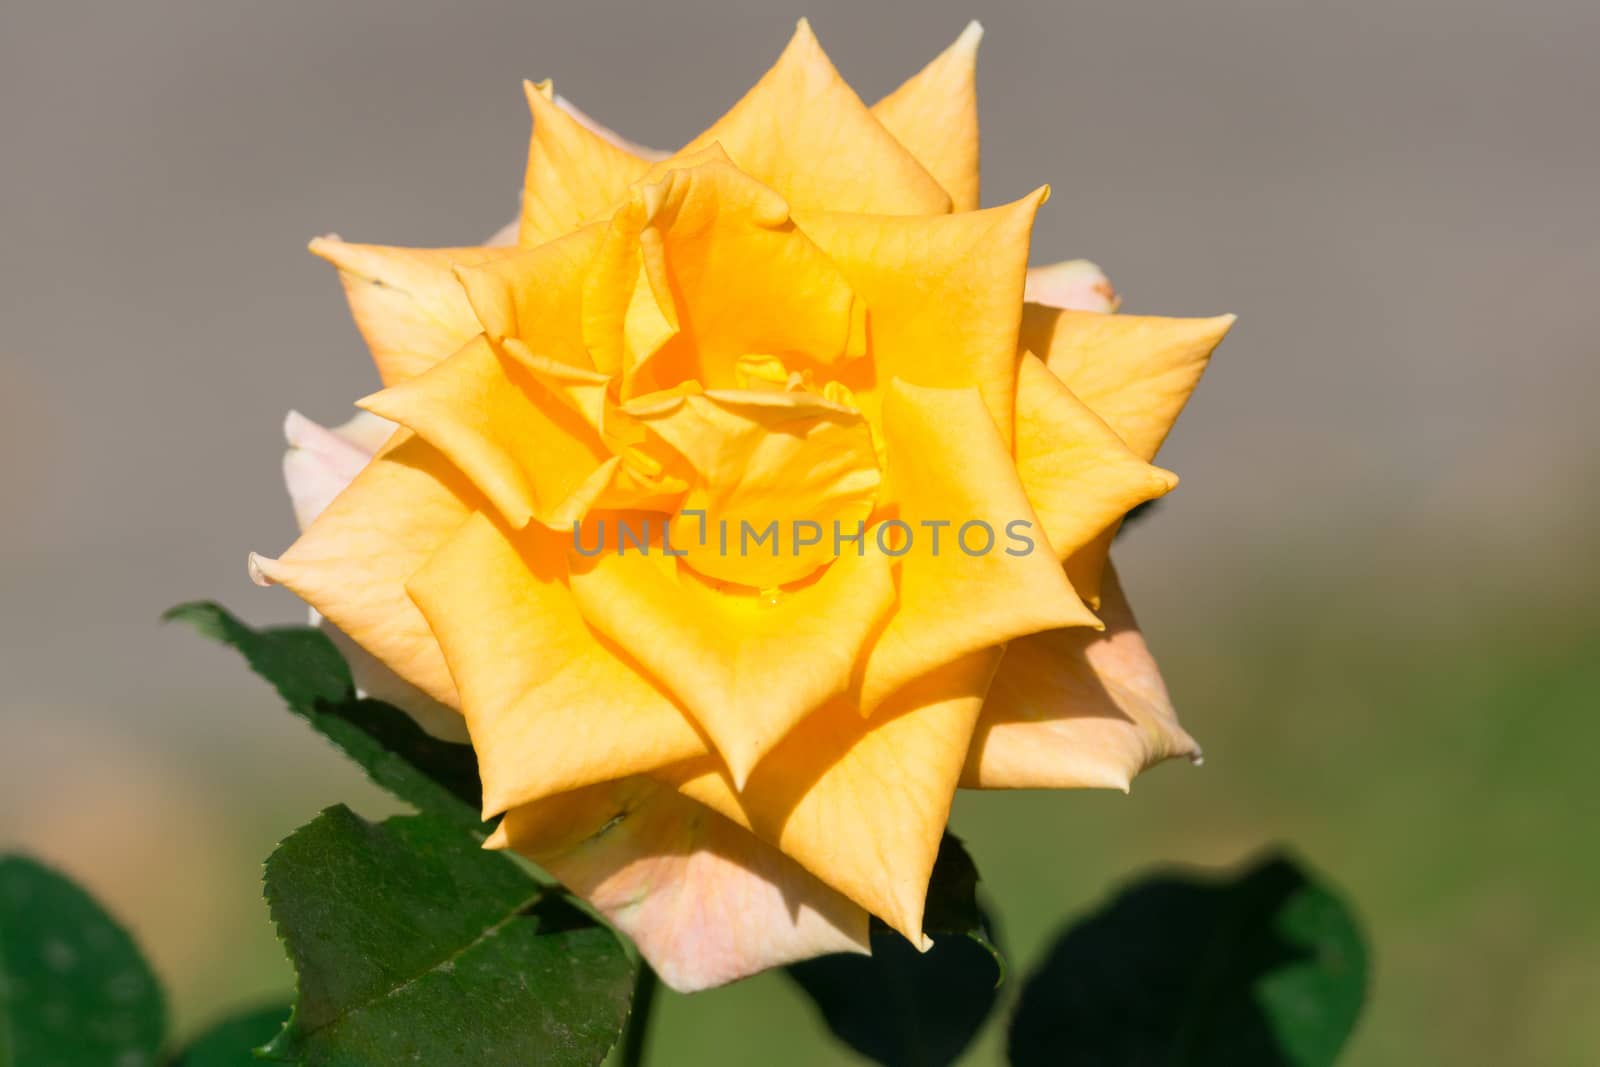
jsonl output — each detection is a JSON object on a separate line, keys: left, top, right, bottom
{"left": 518, "top": 80, "right": 651, "bottom": 248}
{"left": 798, "top": 189, "right": 1047, "bottom": 442}
{"left": 249, "top": 432, "right": 475, "bottom": 708}
{"left": 277, "top": 410, "right": 468, "bottom": 742}
{"left": 488, "top": 777, "right": 869, "bottom": 992}
{"left": 857, "top": 380, "right": 1098, "bottom": 711}
{"left": 662, "top": 651, "right": 997, "bottom": 945}
{"left": 407, "top": 512, "right": 708, "bottom": 815}
{"left": 281, "top": 409, "right": 384, "bottom": 530}
{"left": 452, "top": 222, "right": 608, "bottom": 368}
{"left": 309, "top": 238, "right": 507, "bottom": 386}
{"left": 1012, "top": 352, "right": 1177, "bottom": 578}
{"left": 871, "top": 22, "right": 983, "bottom": 212}
{"left": 358, "top": 335, "right": 612, "bottom": 530}
{"left": 1024, "top": 259, "right": 1120, "bottom": 313}
{"left": 553, "top": 94, "right": 668, "bottom": 161}
{"left": 569, "top": 529, "right": 896, "bottom": 789}
{"left": 680, "top": 20, "right": 950, "bottom": 216}
{"left": 1019, "top": 306, "right": 1235, "bottom": 462}
{"left": 962, "top": 564, "right": 1200, "bottom": 789}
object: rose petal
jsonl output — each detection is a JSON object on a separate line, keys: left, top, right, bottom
{"left": 250, "top": 432, "right": 478, "bottom": 708}
{"left": 678, "top": 19, "right": 949, "bottom": 216}
{"left": 798, "top": 188, "right": 1048, "bottom": 443}
{"left": 589, "top": 159, "right": 859, "bottom": 397}
{"left": 872, "top": 21, "right": 983, "bottom": 212}
{"left": 554, "top": 94, "right": 668, "bottom": 162}
{"left": 309, "top": 238, "right": 508, "bottom": 386}
{"left": 358, "top": 335, "right": 612, "bottom": 530}
{"left": 407, "top": 511, "right": 707, "bottom": 814}
{"left": 1019, "top": 306, "right": 1235, "bottom": 463}
{"left": 568, "top": 521, "right": 895, "bottom": 789}
{"left": 281, "top": 410, "right": 383, "bottom": 531}
{"left": 1019, "top": 306, "right": 1234, "bottom": 602}
{"left": 660, "top": 650, "right": 996, "bottom": 946}
{"left": 278, "top": 410, "right": 467, "bottom": 741}
{"left": 453, "top": 222, "right": 608, "bottom": 367}
{"left": 518, "top": 80, "right": 652, "bottom": 248}
{"left": 627, "top": 389, "right": 880, "bottom": 587}
{"left": 489, "top": 777, "right": 869, "bottom": 992}
{"left": 856, "top": 379, "right": 1098, "bottom": 712}
{"left": 1024, "top": 259, "right": 1121, "bottom": 313}
{"left": 1012, "top": 352, "right": 1177, "bottom": 600}
{"left": 962, "top": 564, "right": 1200, "bottom": 789}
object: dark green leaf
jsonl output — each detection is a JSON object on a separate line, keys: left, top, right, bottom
{"left": 786, "top": 834, "right": 1003, "bottom": 1067}
{"left": 261, "top": 806, "right": 633, "bottom": 1066}
{"left": 0, "top": 854, "right": 166, "bottom": 1067}
{"left": 168, "top": 1003, "right": 288, "bottom": 1065}
{"left": 1116, "top": 499, "right": 1161, "bottom": 535}
{"left": 1009, "top": 850, "right": 1368, "bottom": 1067}
{"left": 165, "top": 601, "right": 485, "bottom": 834}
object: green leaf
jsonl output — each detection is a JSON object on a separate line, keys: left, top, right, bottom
{"left": 164, "top": 602, "right": 485, "bottom": 834}
{"left": 261, "top": 806, "right": 634, "bottom": 1066}
{"left": 1008, "top": 851, "right": 1368, "bottom": 1067}
{"left": 0, "top": 855, "right": 166, "bottom": 1067}
{"left": 786, "top": 834, "right": 1003, "bottom": 1067}
{"left": 168, "top": 1003, "right": 288, "bottom": 1065}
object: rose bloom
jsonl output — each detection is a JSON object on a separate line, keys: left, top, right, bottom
{"left": 252, "top": 21, "right": 1233, "bottom": 991}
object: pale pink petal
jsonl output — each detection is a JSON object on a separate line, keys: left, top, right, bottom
{"left": 490, "top": 777, "right": 870, "bottom": 992}
{"left": 963, "top": 563, "right": 1201, "bottom": 789}
{"left": 327, "top": 409, "right": 399, "bottom": 455}
{"left": 1024, "top": 259, "right": 1121, "bottom": 313}
{"left": 484, "top": 216, "right": 520, "bottom": 248}
{"left": 281, "top": 409, "right": 379, "bottom": 530}
{"left": 554, "top": 94, "right": 669, "bottom": 161}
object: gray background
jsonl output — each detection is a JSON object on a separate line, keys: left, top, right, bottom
{"left": 3, "top": 1, "right": 1596, "bottom": 1063}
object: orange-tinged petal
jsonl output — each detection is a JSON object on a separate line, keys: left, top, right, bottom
{"left": 799, "top": 188, "right": 1047, "bottom": 443}
{"left": 1012, "top": 352, "right": 1177, "bottom": 569}
{"left": 662, "top": 651, "right": 997, "bottom": 944}
{"left": 249, "top": 432, "right": 476, "bottom": 708}
{"left": 962, "top": 564, "right": 1200, "bottom": 789}
{"left": 568, "top": 529, "right": 895, "bottom": 789}
{"left": 871, "top": 22, "right": 983, "bottom": 212}
{"left": 277, "top": 410, "right": 467, "bottom": 741}
{"left": 452, "top": 222, "right": 607, "bottom": 367}
{"left": 680, "top": 20, "right": 950, "bottom": 216}
{"left": 407, "top": 512, "right": 708, "bottom": 814}
{"left": 627, "top": 389, "right": 880, "bottom": 587}
{"left": 309, "top": 238, "right": 506, "bottom": 386}
{"left": 1024, "top": 259, "right": 1120, "bottom": 312}
{"left": 358, "top": 335, "right": 611, "bottom": 530}
{"left": 1020, "top": 306, "right": 1235, "bottom": 462}
{"left": 858, "top": 380, "right": 1098, "bottom": 711}
{"left": 519, "top": 80, "right": 651, "bottom": 248}
{"left": 489, "top": 777, "right": 869, "bottom": 992}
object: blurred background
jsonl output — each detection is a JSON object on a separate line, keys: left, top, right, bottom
{"left": 2, "top": 0, "right": 1596, "bottom": 1062}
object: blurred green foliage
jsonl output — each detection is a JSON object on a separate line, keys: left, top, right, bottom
{"left": 160, "top": 547, "right": 1600, "bottom": 1066}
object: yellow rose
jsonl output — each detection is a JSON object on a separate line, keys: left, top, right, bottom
{"left": 253, "top": 20, "right": 1234, "bottom": 991}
